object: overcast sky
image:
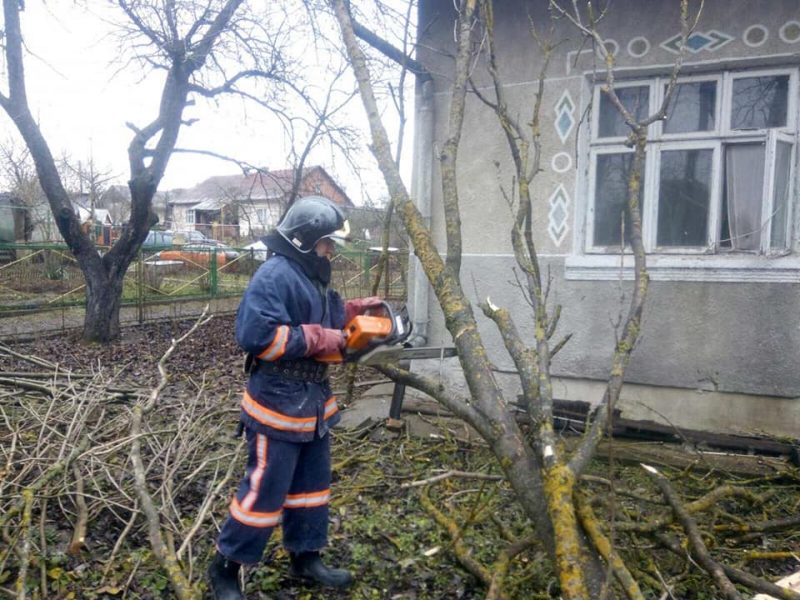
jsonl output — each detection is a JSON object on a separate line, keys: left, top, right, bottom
{"left": 1, "top": 2, "right": 410, "bottom": 204}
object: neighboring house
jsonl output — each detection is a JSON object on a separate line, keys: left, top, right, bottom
{"left": 0, "top": 193, "right": 29, "bottom": 262}
{"left": 71, "top": 194, "right": 114, "bottom": 226}
{"left": 74, "top": 206, "right": 114, "bottom": 228}
{"left": 98, "top": 185, "right": 169, "bottom": 226}
{"left": 0, "top": 193, "right": 31, "bottom": 245}
{"left": 4, "top": 186, "right": 54, "bottom": 243}
{"left": 72, "top": 198, "right": 115, "bottom": 246}
{"left": 412, "top": 0, "right": 800, "bottom": 437}
{"left": 15, "top": 191, "right": 115, "bottom": 243}
{"left": 165, "top": 166, "right": 354, "bottom": 241}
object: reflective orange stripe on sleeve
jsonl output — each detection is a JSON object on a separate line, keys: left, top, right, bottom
{"left": 257, "top": 325, "right": 289, "bottom": 361}
{"left": 323, "top": 396, "right": 339, "bottom": 420}
{"left": 242, "top": 390, "right": 317, "bottom": 433}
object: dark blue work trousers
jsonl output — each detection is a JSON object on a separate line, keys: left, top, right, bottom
{"left": 217, "top": 427, "right": 331, "bottom": 564}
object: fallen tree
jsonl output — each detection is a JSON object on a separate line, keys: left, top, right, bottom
{"left": 330, "top": 0, "right": 800, "bottom": 597}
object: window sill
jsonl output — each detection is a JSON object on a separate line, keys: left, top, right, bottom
{"left": 564, "top": 253, "right": 800, "bottom": 282}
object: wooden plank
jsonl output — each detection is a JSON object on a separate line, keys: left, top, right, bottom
{"left": 593, "top": 440, "right": 790, "bottom": 477}
{"left": 395, "top": 396, "right": 797, "bottom": 472}
{"left": 395, "top": 398, "right": 791, "bottom": 477}
{"left": 546, "top": 398, "right": 797, "bottom": 457}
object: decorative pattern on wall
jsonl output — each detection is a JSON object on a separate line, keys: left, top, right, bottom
{"left": 779, "top": 20, "right": 800, "bottom": 44}
{"left": 551, "top": 152, "right": 572, "bottom": 173}
{"left": 743, "top": 24, "right": 768, "bottom": 47}
{"left": 627, "top": 36, "right": 650, "bottom": 58}
{"left": 554, "top": 90, "right": 575, "bottom": 143}
{"left": 661, "top": 30, "right": 733, "bottom": 54}
{"left": 601, "top": 39, "right": 619, "bottom": 58}
{"left": 548, "top": 184, "right": 570, "bottom": 246}
{"left": 565, "top": 20, "right": 800, "bottom": 75}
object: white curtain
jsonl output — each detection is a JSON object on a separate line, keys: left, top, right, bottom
{"left": 725, "top": 144, "right": 764, "bottom": 251}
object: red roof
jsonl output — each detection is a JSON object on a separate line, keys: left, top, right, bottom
{"left": 167, "top": 166, "right": 353, "bottom": 206}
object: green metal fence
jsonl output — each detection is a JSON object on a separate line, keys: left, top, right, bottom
{"left": 0, "top": 243, "right": 407, "bottom": 320}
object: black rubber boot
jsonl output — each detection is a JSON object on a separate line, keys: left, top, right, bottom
{"left": 289, "top": 551, "right": 353, "bottom": 589}
{"left": 208, "top": 551, "right": 245, "bottom": 600}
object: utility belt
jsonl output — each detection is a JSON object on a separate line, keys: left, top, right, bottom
{"left": 247, "top": 355, "right": 329, "bottom": 383}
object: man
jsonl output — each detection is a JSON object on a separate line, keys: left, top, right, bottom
{"left": 208, "top": 196, "right": 381, "bottom": 599}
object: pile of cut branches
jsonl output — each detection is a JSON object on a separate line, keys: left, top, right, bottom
{"left": 0, "top": 321, "right": 243, "bottom": 599}
{"left": 331, "top": 422, "right": 800, "bottom": 600}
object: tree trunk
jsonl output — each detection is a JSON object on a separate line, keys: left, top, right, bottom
{"left": 496, "top": 438, "right": 606, "bottom": 596}
{"left": 82, "top": 260, "right": 127, "bottom": 343}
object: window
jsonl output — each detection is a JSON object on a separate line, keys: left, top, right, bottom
{"left": 256, "top": 208, "right": 270, "bottom": 227}
{"left": 186, "top": 209, "right": 195, "bottom": 225}
{"left": 587, "top": 68, "right": 797, "bottom": 256}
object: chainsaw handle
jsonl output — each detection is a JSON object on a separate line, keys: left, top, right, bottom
{"left": 317, "top": 302, "right": 412, "bottom": 365}
{"left": 316, "top": 327, "right": 352, "bottom": 364}
{"left": 316, "top": 351, "right": 344, "bottom": 364}
{"left": 361, "top": 300, "right": 391, "bottom": 318}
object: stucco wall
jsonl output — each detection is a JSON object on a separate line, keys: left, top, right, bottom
{"left": 420, "top": 255, "right": 800, "bottom": 396}
{"left": 411, "top": 0, "right": 800, "bottom": 433}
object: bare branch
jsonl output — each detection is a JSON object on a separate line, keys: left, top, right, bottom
{"left": 569, "top": 0, "right": 699, "bottom": 476}
{"left": 644, "top": 465, "right": 744, "bottom": 600}
{"left": 129, "top": 309, "right": 211, "bottom": 599}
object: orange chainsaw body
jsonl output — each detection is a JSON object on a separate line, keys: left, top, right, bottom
{"left": 344, "top": 315, "right": 393, "bottom": 351}
{"left": 316, "top": 302, "right": 411, "bottom": 365}
{"left": 317, "top": 314, "right": 394, "bottom": 364}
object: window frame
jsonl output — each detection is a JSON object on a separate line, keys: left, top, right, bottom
{"left": 656, "top": 73, "right": 722, "bottom": 141}
{"left": 649, "top": 140, "right": 721, "bottom": 254}
{"left": 591, "top": 80, "right": 657, "bottom": 144}
{"left": 583, "top": 66, "right": 798, "bottom": 257}
{"left": 722, "top": 68, "right": 797, "bottom": 137}
{"left": 586, "top": 145, "right": 651, "bottom": 253}
{"left": 762, "top": 129, "right": 796, "bottom": 254}
{"left": 255, "top": 207, "right": 269, "bottom": 227}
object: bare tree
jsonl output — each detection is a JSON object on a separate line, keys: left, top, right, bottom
{"left": 0, "top": 1, "right": 295, "bottom": 342}
{"left": 59, "top": 154, "right": 117, "bottom": 223}
{"left": 99, "top": 184, "right": 134, "bottom": 225}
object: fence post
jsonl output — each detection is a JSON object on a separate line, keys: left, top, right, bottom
{"left": 362, "top": 250, "right": 370, "bottom": 295}
{"left": 210, "top": 248, "right": 218, "bottom": 297}
{"left": 137, "top": 249, "right": 144, "bottom": 324}
{"left": 385, "top": 253, "right": 390, "bottom": 298}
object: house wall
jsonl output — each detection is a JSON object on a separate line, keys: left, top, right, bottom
{"left": 238, "top": 202, "right": 282, "bottom": 238}
{"left": 171, "top": 205, "right": 193, "bottom": 232}
{"left": 413, "top": 0, "right": 800, "bottom": 436}
{"left": 0, "top": 205, "right": 16, "bottom": 242}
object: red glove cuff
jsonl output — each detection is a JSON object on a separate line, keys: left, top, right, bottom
{"left": 301, "top": 324, "right": 345, "bottom": 357}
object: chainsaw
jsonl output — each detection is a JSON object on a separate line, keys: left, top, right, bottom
{"left": 319, "top": 301, "right": 413, "bottom": 364}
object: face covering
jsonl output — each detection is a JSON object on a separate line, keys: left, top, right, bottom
{"left": 263, "top": 230, "right": 332, "bottom": 285}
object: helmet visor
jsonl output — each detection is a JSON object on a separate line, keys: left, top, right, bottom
{"left": 323, "top": 219, "right": 351, "bottom": 246}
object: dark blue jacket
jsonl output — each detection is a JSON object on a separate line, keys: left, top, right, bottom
{"left": 235, "top": 254, "right": 345, "bottom": 442}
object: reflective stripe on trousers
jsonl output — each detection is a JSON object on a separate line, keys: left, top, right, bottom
{"left": 216, "top": 427, "right": 332, "bottom": 564}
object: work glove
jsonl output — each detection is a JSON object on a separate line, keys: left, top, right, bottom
{"left": 301, "top": 324, "right": 346, "bottom": 357}
{"left": 345, "top": 296, "right": 384, "bottom": 323}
